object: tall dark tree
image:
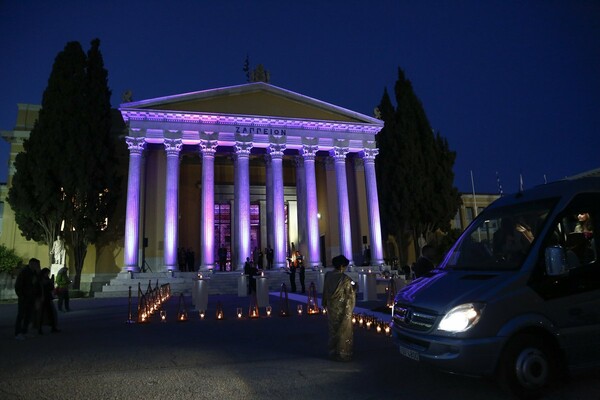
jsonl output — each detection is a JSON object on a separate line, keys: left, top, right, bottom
{"left": 7, "top": 39, "right": 122, "bottom": 288}
{"left": 376, "top": 68, "right": 461, "bottom": 261}
{"left": 61, "top": 39, "right": 121, "bottom": 289}
{"left": 7, "top": 41, "right": 87, "bottom": 265}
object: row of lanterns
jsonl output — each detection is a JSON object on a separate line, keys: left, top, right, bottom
{"left": 127, "top": 281, "right": 391, "bottom": 334}
{"left": 125, "top": 280, "right": 172, "bottom": 324}
{"left": 352, "top": 313, "right": 392, "bottom": 336}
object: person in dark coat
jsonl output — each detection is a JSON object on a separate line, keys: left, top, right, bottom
{"left": 288, "top": 253, "right": 297, "bottom": 292}
{"left": 14, "top": 258, "right": 39, "bottom": 339}
{"left": 218, "top": 245, "right": 227, "bottom": 272}
{"left": 413, "top": 245, "right": 436, "bottom": 278}
{"left": 295, "top": 250, "right": 306, "bottom": 293}
{"left": 266, "top": 246, "right": 274, "bottom": 270}
{"left": 37, "top": 267, "right": 59, "bottom": 334}
{"left": 244, "top": 257, "right": 257, "bottom": 294}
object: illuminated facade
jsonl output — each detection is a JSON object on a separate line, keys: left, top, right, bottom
{"left": 120, "top": 82, "right": 385, "bottom": 272}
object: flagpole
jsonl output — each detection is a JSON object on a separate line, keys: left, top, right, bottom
{"left": 470, "top": 170, "right": 481, "bottom": 241}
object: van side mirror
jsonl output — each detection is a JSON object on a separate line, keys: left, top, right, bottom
{"left": 545, "top": 246, "right": 568, "bottom": 276}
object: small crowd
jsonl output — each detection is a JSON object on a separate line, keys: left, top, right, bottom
{"left": 14, "top": 257, "right": 71, "bottom": 340}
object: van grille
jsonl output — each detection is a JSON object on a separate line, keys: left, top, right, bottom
{"left": 393, "top": 305, "right": 438, "bottom": 332}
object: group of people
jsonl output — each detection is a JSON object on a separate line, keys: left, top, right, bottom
{"left": 287, "top": 250, "right": 306, "bottom": 293}
{"left": 14, "top": 258, "right": 71, "bottom": 340}
{"left": 217, "top": 245, "right": 275, "bottom": 272}
{"left": 177, "top": 247, "right": 196, "bottom": 272}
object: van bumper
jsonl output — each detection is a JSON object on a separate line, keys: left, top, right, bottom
{"left": 392, "top": 327, "right": 505, "bottom": 377}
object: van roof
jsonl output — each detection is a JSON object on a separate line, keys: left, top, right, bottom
{"left": 489, "top": 177, "right": 600, "bottom": 209}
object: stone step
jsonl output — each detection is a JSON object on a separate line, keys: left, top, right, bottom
{"left": 95, "top": 269, "right": 328, "bottom": 298}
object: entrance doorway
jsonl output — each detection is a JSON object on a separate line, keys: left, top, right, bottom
{"left": 214, "top": 203, "right": 231, "bottom": 270}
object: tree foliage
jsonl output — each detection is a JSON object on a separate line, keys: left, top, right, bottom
{"left": 7, "top": 39, "right": 123, "bottom": 288}
{"left": 376, "top": 68, "right": 461, "bottom": 261}
{"left": 243, "top": 55, "right": 270, "bottom": 83}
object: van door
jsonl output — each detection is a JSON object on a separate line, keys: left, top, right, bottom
{"left": 529, "top": 193, "right": 600, "bottom": 368}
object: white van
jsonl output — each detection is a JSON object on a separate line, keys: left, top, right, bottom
{"left": 391, "top": 177, "right": 600, "bottom": 398}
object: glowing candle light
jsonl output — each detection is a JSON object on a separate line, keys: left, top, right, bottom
{"left": 237, "top": 307, "right": 243, "bottom": 319}
{"left": 266, "top": 306, "right": 272, "bottom": 317}
{"left": 297, "top": 304, "right": 303, "bottom": 315}
{"left": 160, "top": 310, "right": 166, "bottom": 322}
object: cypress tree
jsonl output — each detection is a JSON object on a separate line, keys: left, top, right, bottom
{"left": 7, "top": 41, "right": 87, "bottom": 265}
{"left": 8, "top": 39, "right": 123, "bottom": 288}
{"left": 376, "top": 68, "right": 461, "bottom": 261}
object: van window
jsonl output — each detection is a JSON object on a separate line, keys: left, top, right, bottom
{"left": 532, "top": 193, "right": 600, "bottom": 298}
{"left": 443, "top": 198, "right": 556, "bottom": 271}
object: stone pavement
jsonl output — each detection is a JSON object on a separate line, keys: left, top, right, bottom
{"left": 0, "top": 293, "right": 597, "bottom": 400}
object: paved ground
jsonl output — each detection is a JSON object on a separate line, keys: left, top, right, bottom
{"left": 0, "top": 293, "right": 598, "bottom": 400}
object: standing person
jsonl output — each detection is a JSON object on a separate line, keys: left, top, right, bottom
{"left": 14, "top": 258, "right": 39, "bottom": 340}
{"left": 322, "top": 255, "right": 357, "bottom": 362}
{"left": 295, "top": 250, "right": 305, "bottom": 293}
{"left": 413, "top": 245, "right": 436, "bottom": 278}
{"left": 218, "top": 245, "right": 227, "bottom": 272}
{"left": 55, "top": 265, "right": 71, "bottom": 312}
{"left": 266, "top": 246, "right": 274, "bottom": 270}
{"left": 37, "top": 268, "right": 59, "bottom": 334}
{"left": 288, "top": 251, "right": 297, "bottom": 293}
{"left": 244, "top": 257, "right": 257, "bottom": 294}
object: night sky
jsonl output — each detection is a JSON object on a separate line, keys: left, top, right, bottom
{"left": 1, "top": 1, "right": 598, "bottom": 193}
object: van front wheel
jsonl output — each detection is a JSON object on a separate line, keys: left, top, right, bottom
{"left": 498, "top": 333, "right": 556, "bottom": 398}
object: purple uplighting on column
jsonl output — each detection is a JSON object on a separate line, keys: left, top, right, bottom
{"left": 200, "top": 139, "right": 217, "bottom": 270}
{"left": 234, "top": 141, "right": 253, "bottom": 270}
{"left": 301, "top": 144, "right": 320, "bottom": 267}
{"left": 331, "top": 146, "right": 353, "bottom": 265}
{"left": 361, "top": 148, "right": 384, "bottom": 265}
{"left": 268, "top": 143, "right": 286, "bottom": 269}
{"left": 164, "top": 138, "right": 182, "bottom": 272}
{"left": 124, "top": 137, "right": 145, "bottom": 272}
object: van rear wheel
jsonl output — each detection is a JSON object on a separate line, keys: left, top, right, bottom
{"left": 498, "top": 333, "right": 556, "bottom": 398}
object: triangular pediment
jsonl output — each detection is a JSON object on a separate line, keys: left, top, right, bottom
{"left": 121, "top": 82, "right": 379, "bottom": 124}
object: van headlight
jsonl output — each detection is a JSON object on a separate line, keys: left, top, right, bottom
{"left": 437, "top": 303, "right": 485, "bottom": 333}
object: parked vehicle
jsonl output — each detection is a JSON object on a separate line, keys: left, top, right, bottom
{"left": 392, "top": 177, "right": 600, "bottom": 398}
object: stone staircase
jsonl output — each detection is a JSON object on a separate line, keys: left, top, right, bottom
{"left": 94, "top": 269, "right": 327, "bottom": 298}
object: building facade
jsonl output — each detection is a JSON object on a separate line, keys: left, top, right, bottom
{"left": 1, "top": 83, "right": 385, "bottom": 288}
{"left": 120, "top": 82, "right": 385, "bottom": 272}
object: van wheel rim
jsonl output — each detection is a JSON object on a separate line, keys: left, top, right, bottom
{"left": 515, "top": 347, "right": 549, "bottom": 388}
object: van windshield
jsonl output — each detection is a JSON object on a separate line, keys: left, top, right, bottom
{"left": 442, "top": 198, "right": 557, "bottom": 271}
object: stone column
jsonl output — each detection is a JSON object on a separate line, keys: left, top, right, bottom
{"left": 164, "top": 138, "right": 183, "bottom": 272}
{"left": 234, "top": 141, "right": 253, "bottom": 270}
{"left": 264, "top": 156, "right": 274, "bottom": 254}
{"left": 330, "top": 145, "right": 353, "bottom": 265}
{"left": 123, "top": 136, "right": 146, "bottom": 272}
{"left": 301, "top": 143, "right": 321, "bottom": 267}
{"left": 268, "top": 143, "right": 287, "bottom": 269}
{"left": 361, "top": 148, "right": 384, "bottom": 265}
{"left": 199, "top": 138, "right": 218, "bottom": 270}
{"left": 295, "top": 156, "right": 307, "bottom": 255}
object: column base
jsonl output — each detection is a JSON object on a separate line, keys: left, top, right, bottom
{"left": 123, "top": 265, "right": 140, "bottom": 273}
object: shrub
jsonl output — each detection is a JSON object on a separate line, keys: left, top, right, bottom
{"left": 0, "top": 245, "right": 24, "bottom": 276}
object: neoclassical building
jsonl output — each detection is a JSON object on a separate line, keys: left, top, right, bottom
{"left": 120, "top": 82, "right": 384, "bottom": 272}
{"left": 0, "top": 83, "right": 385, "bottom": 291}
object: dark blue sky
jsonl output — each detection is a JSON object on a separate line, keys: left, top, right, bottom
{"left": 1, "top": 1, "right": 598, "bottom": 193}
